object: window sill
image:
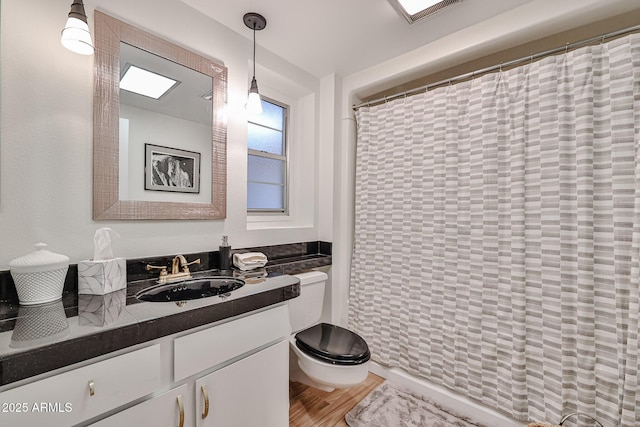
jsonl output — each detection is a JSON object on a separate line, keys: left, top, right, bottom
{"left": 247, "top": 213, "right": 314, "bottom": 231}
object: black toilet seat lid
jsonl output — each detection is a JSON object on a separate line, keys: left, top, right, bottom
{"left": 295, "top": 323, "right": 370, "bottom": 366}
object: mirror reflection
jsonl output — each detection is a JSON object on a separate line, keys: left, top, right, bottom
{"left": 118, "top": 43, "right": 213, "bottom": 203}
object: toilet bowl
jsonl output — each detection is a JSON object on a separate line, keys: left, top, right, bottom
{"left": 289, "top": 271, "right": 370, "bottom": 392}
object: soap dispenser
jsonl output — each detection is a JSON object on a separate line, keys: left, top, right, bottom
{"left": 219, "top": 235, "right": 231, "bottom": 271}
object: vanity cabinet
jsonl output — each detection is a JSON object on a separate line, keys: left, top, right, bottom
{"left": 0, "top": 305, "right": 291, "bottom": 427}
{"left": 175, "top": 304, "right": 290, "bottom": 427}
{"left": 0, "top": 344, "right": 161, "bottom": 427}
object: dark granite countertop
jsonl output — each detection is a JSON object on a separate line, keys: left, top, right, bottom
{"left": 0, "top": 241, "right": 332, "bottom": 388}
{"left": 0, "top": 271, "right": 300, "bottom": 388}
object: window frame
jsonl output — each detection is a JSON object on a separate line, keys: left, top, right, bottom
{"left": 247, "top": 96, "right": 290, "bottom": 215}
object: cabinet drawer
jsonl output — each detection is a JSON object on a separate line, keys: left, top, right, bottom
{"left": 89, "top": 384, "right": 190, "bottom": 427}
{"left": 0, "top": 344, "right": 161, "bottom": 427}
{"left": 174, "top": 304, "right": 289, "bottom": 381}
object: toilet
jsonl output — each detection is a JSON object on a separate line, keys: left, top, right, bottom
{"left": 288, "top": 271, "right": 370, "bottom": 392}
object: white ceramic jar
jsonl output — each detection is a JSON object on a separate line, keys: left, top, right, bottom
{"left": 9, "top": 243, "right": 70, "bottom": 305}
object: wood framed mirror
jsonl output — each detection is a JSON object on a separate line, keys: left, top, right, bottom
{"left": 93, "top": 11, "right": 227, "bottom": 220}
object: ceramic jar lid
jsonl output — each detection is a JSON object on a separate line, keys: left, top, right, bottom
{"left": 9, "top": 243, "right": 70, "bottom": 273}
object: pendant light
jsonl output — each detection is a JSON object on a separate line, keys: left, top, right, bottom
{"left": 243, "top": 13, "right": 266, "bottom": 115}
{"left": 61, "top": 0, "right": 94, "bottom": 55}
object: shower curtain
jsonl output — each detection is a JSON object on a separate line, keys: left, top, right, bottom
{"left": 350, "top": 33, "right": 640, "bottom": 426}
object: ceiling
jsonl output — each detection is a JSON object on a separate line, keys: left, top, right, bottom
{"left": 120, "top": 42, "right": 213, "bottom": 126}
{"left": 180, "top": 0, "right": 537, "bottom": 78}
{"left": 106, "top": 0, "right": 640, "bottom": 120}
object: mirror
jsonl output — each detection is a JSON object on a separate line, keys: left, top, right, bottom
{"left": 93, "top": 11, "right": 227, "bottom": 220}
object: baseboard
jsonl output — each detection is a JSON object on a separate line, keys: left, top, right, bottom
{"left": 368, "top": 362, "right": 523, "bottom": 427}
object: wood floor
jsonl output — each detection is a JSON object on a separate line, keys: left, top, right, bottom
{"left": 289, "top": 373, "right": 385, "bottom": 427}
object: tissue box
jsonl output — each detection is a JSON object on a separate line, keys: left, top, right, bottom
{"left": 78, "top": 289, "right": 126, "bottom": 326}
{"left": 77, "top": 258, "right": 126, "bottom": 295}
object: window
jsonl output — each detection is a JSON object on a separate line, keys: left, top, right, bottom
{"left": 247, "top": 98, "right": 288, "bottom": 213}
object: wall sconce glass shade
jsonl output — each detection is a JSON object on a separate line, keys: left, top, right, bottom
{"left": 61, "top": 0, "right": 94, "bottom": 55}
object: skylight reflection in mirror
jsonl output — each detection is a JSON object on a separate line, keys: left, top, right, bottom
{"left": 389, "top": 0, "right": 461, "bottom": 24}
{"left": 398, "top": 0, "right": 443, "bottom": 14}
{"left": 120, "top": 65, "right": 179, "bottom": 99}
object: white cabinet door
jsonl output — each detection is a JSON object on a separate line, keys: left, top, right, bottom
{"left": 196, "top": 340, "right": 289, "bottom": 427}
{"left": 90, "top": 384, "right": 190, "bottom": 427}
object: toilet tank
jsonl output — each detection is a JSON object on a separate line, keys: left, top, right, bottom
{"left": 289, "top": 271, "right": 328, "bottom": 333}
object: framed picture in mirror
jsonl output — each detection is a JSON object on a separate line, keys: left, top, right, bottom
{"left": 145, "top": 144, "right": 201, "bottom": 194}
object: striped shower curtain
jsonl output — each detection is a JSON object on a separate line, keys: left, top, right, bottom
{"left": 350, "top": 34, "right": 640, "bottom": 426}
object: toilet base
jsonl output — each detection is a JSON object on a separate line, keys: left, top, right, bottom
{"left": 289, "top": 353, "right": 336, "bottom": 392}
{"left": 289, "top": 336, "right": 369, "bottom": 392}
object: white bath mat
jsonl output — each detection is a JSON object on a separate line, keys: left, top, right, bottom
{"left": 345, "top": 382, "right": 489, "bottom": 427}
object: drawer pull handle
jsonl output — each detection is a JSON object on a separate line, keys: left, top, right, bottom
{"left": 201, "top": 384, "right": 210, "bottom": 419}
{"left": 177, "top": 395, "right": 184, "bottom": 427}
{"left": 88, "top": 380, "right": 95, "bottom": 396}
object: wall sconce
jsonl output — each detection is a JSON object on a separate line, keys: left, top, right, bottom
{"left": 61, "top": 0, "right": 94, "bottom": 55}
{"left": 243, "top": 13, "right": 266, "bottom": 115}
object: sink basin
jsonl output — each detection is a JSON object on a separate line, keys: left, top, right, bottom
{"left": 136, "top": 277, "right": 245, "bottom": 303}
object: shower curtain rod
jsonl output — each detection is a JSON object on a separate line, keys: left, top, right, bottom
{"left": 353, "top": 23, "right": 640, "bottom": 111}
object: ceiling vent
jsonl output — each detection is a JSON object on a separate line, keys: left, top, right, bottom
{"left": 389, "top": 0, "right": 462, "bottom": 24}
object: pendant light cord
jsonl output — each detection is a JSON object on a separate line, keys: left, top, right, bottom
{"left": 243, "top": 13, "right": 266, "bottom": 82}
{"left": 252, "top": 24, "right": 256, "bottom": 79}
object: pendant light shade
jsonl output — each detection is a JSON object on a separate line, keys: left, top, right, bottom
{"left": 61, "top": 0, "right": 94, "bottom": 55}
{"left": 243, "top": 13, "right": 267, "bottom": 115}
{"left": 246, "top": 77, "right": 262, "bottom": 115}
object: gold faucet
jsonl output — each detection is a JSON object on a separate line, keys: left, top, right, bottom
{"left": 146, "top": 255, "right": 201, "bottom": 284}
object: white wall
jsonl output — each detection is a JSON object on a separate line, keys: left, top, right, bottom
{"left": 0, "top": 0, "right": 323, "bottom": 269}
{"left": 331, "top": 0, "right": 640, "bottom": 326}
